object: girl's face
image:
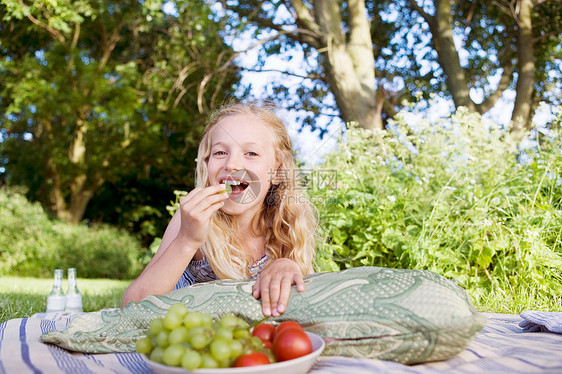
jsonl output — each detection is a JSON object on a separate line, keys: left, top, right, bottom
{"left": 207, "top": 114, "right": 280, "bottom": 220}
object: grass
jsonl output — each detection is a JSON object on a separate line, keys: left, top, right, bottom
{"left": 470, "top": 287, "right": 562, "bottom": 314}
{"left": 0, "top": 276, "right": 130, "bottom": 323}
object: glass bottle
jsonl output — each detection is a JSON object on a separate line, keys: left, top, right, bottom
{"left": 65, "top": 268, "right": 83, "bottom": 313}
{"left": 46, "top": 269, "right": 66, "bottom": 312}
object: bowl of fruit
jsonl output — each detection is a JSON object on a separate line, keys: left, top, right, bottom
{"left": 137, "top": 303, "right": 325, "bottom": 374}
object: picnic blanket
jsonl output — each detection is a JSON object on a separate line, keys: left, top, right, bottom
{"left": 1, "top": 311, "right": 561, "bottom": 373}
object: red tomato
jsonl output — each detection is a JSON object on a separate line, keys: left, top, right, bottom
{"left": 273, "top": 321, "right": 303, "bottom": 340}
{"left": 252, "top": 323, "right": 276, "bottom": 343}
{"left": 272, "top": 328, "right": 313, "bottom": 362}
{"left": 233, "top": 351, "right": 271, "bottom": 367}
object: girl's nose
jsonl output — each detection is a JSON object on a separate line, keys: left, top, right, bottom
{"left": 224, "top": 153, "right": 242, "bottom": 171}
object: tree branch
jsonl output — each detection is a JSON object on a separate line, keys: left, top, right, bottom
{"left": 465, "top": 0, "right": 478, "bottom": 24}
{"left": 534, "top": 29, "right": 562, "bottom": 43}
{"left": 241, "top": 67, "right": 322, "bottom": 80}
{"left": 313, "top": 0, "right": 345, "bottom": 44}
{"left": 98, "top": 22, "right": 124, "bottom": 73}
{"left": 71, "top": 22, "right": 80, "bottom": 50}
{"left": 19, "top": 0, "right": 65, "bottom": 43}
{"left": 291, "top": 0, "right": 322, "bottom": 36}
{"left": 476, "top": 63, "right": 513, "bottom": 113}
{"left": 406, "top": 0, "right": 434, "bottom": 26}
{"left": 348, "top": 0, "right": 372, "bottom": 50}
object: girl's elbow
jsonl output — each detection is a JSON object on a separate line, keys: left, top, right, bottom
{"left": 121, "top": 284, "right": 141, "bottom": 308}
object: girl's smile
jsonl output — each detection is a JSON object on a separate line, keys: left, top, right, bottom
{"left": 220, "top": 169, "right": 259, "bottom": 202}
{"left": 207, "top": 114, "right": 279, "bottom": 218}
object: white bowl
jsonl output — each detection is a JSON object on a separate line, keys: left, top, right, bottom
{"left": 143, "top": 331, "right": 325, "bottom": 374}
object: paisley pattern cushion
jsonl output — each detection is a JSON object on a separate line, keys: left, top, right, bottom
{"left": 40, "top": 266, "right": 486, "bottom": 364}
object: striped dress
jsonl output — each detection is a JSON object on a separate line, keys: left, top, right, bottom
{"left": 174, "top": 254, "right": 270, "bottom": 289}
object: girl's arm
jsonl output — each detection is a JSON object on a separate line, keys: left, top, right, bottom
{"left": 120, "top": 211, "right": 195, "bottom": 307}
{"left": 252, "top": 258, "right": 306, "bottom": 317}
{"left": 121, "top": 185, "right": 228, "bottom": 307}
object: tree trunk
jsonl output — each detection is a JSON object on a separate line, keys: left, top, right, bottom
{"left": 44, "top": 109, "right": 104, "bottom": 224}
{"left": 511, "top": 0, "right": 535, "bottom": 135}
{"left": 302, "top": 0, "right": 380, "bottom": 129}
{"left": 410, "top": 0, "right": 475, "bottom": 111}
{"left": 67, "top": 174, "right": 104, "bottom": 224}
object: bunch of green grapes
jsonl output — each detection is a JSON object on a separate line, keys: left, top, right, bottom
{"left": 136, "top": 303, "right": 274, "bottom": 370}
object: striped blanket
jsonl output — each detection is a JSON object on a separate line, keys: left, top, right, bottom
{"left": 0, "top": 312, "right": 561, "bottom": 373}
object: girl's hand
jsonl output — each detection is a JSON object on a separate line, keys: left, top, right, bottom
{"left": 177, "top": 185, "right": 229, "bottom": 249}
{"left": 252, "top": 258, "right": 305, "bottom": 317}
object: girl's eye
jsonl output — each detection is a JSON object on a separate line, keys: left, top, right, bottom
{"left": 246, "top": 151, "right": 259, "bottom": 157}
{"left": 213, "top": 150, "right": 227, "bottom": 156}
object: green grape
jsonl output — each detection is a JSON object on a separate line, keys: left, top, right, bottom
{"left": 162, "top": 343, "right": 185, "bottom": 367}
{"left": 250, "top": 336, "right": 263, "bottom": 350}
{"left": 201, "top": 353, "right": 219, "bottom": 369}
{"left": 210, "top": 338, "right": 231, "bottom": 361}
{"left": 189, "top": 326, "right": 212, "bottom": 350}
{"left": 189, "top": 334, "right": 208, "bottom": 350}
{"left": 146, "top": 310, "right": 267, "bottom": 369}
{"left": 168, "top": 303, "right": 189, "bottom": 318}
{"left": 215, "top": 327, "right": 233, "bottom": 340}
{"left": 224, "top": 184, "right": 232, "bottom": 195}
{"left": 163, "top": 310, "right": 183, "bottom": 330}
{"left": 149, "top": 318, "right": 165, "bottom": 335}
{"left": 263, "top": 347, "right": 276, "bottom": 363}
{"left": 168, "top": 326, "right": 189, "bottom": 345}
{"left": 236, "top": 319, "right": 250, "bottom": 328}
{"left": 233, "top": 327, "right": 250, "bottom": 339}
{"left": 200, "top": 313, "right": 213, "bottom": 326}
{"left": 135, "top": 336, "right": 152, "bottom": 355}
{"left": 229, "top": 339, "right": 243, "bottom": 358}
{"left": 156, "top": 330, "right": 169, "bottom": 348}
{"left": 218, "top": 358, "right": 232, "bottom": 368}
{"left": 150, "top": 335, "right": 158, "bottom": 348}
{"left": 150, "top": 347, "right": 164, "bottom": 364}
{"left": 181, "top": 349, "right": 202, "bottom": 370}
{"left": 183, "top": 311, "right": 204, "bottom": 329}
{"left": 220, "top": 313, "right": 240, "bottom": 329}
{"left": 240, "top": 338, "right": 254, "bottom": 355}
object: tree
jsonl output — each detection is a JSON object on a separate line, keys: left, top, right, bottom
{"left": 227, "top": 0, "right": 383, "bottom": 130}
{"left": 0, "top": 0, "right": 239, "bottom": 224}
{"left": 223, "top": 0, "right": 561, "bottom": 132}
{"left": 405, "top": 0, "right": 561, "bottom": 135}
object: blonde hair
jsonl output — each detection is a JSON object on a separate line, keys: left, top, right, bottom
{"left": 195, "top": 100, "right": 317, "bottom": 279}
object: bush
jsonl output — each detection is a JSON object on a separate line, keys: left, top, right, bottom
{"left": 0, "top": 188, "right": 144, "bottom": 279}
{"left": 310, "top": 107, "right": 562, "bottom": 311}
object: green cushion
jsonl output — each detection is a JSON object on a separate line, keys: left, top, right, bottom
{"left": 41, "top": 266, "right": 486, "bottom": 364}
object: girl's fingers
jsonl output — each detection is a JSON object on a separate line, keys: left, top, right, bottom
{"left": 294, "top": 274, "right": 306, "bottom": 293}
{"left": 175, "top": 185, "right": 229, "bottom": 248}
{"left": 267, "top": 278, "right": 283, "bottom": 317}
{"left": 273, "top": 276, "right": 293, "bottom": 315}
{"left": 253, "top": 259, "right": 306, "bottom": 316}
{"left": 257, "top": 277, "right": 273, "bottom": 317}
{"left": 180, "top": 185, "right": 228, "bottom": 214}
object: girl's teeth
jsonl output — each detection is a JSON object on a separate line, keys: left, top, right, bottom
{"left": 223, "top": 180, "right": 241, "bottom": 186}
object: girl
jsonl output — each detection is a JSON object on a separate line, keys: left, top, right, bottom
{"left": 121, "top": 101, "right": 317, "bottom": 317}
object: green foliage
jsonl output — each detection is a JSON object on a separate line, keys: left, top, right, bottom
{"left": 0, "top": 188, "right": 144, "bottom": 279}
{"left": 310, "top": 108, "right": 562, "bottom": 312}
{"left": 0, "top": 0, "right": 239, "bottom": 226}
